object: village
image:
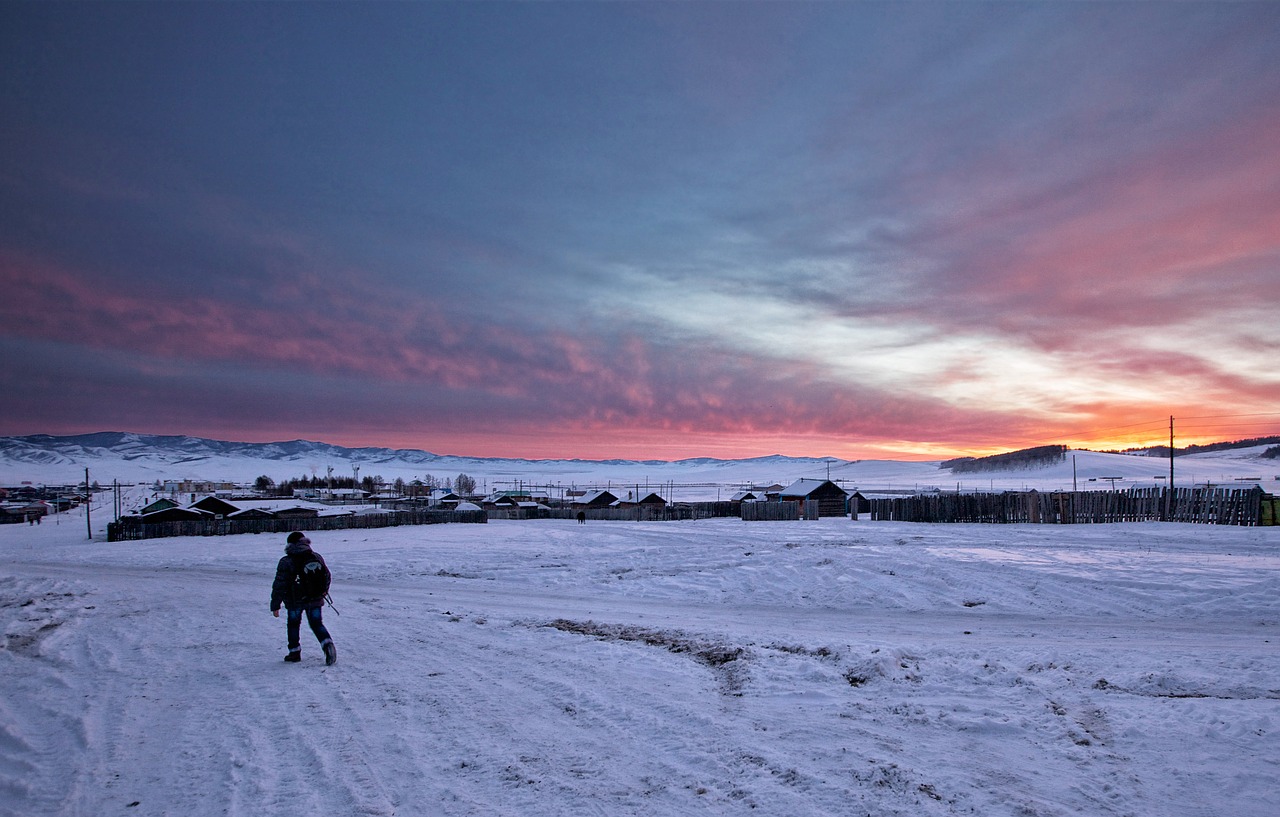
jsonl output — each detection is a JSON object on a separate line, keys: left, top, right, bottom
{"left": 101, "top": 474, "right": 864, "bottom": 537}
{"left": 0, "top": 482, "right": 89, "bottom": 525}
{"left": 8, "top": 444, "right": 1279, "bottom": 538}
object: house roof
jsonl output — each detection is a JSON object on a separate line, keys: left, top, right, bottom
{"left": 189, "top": 495, "right": 239, "bottom": 515}
{"left": 188, "top": 496, "right": 356, "bottom": 518}
{"left": 140, "top": 507, "right": 211, "bottom": 522}
{"left": 778, "top": 478, "right": 848, "bottom": 498}
{"left": 573, "top": 489, "right": 617, "bottom": 505}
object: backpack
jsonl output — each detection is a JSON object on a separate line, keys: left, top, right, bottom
{"left": 294, "top": 553, "right": 331, "bottom": 600}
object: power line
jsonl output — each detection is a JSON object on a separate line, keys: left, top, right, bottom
{"left": 1177, "top": 412, "right": 1280, "bottom": 421}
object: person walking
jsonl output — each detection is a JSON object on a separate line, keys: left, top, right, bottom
{"left": 270, "top": 531, "right": 337, "bottom": 665}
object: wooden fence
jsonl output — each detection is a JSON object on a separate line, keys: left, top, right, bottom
{"left": 492, "top": 502, "right": 741, "bottom": 522}
{"left": 868, "top": 487, "right": 1268, "bottom": 526}
{"left": 739, "top": 500, "right": 803, "bottom": 521}
{"left": 107, "top": 509, "right": 487, "bottom": 541}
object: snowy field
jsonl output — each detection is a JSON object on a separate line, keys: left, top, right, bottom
{"left": 2, "top": 495, "right": 1277, "bottom": 817}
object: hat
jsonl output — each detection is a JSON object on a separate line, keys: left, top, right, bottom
{"left": 286, "top": 531, "right": 308, "bottom": 545}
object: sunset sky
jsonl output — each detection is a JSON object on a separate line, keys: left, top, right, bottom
{"left": 2, "top": 2, "right": 1278, "bottom": 461}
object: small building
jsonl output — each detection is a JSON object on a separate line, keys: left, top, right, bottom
{"left": 617, "top": 492, "right": 667, "bottom": 508}
{"left": 0, "top": 503, "right": 41, "bottom": 524}
{"left": 573, "top": 490, "right": 619, "bottom": 509}
{"left": 139, "top": 497, "right": 180, "bottom": 515}
{"left": 430, "top": 490, "right": 462, "bottom": 508}
{"left": 139, "top": 507, "right": 210, "bottom": 523}
{"left": 162, "top": 480, "right": 237, "bottom": 495}
{"left": 482, "top": 494, "right": 521, "bottom": 510}
{"left": 778, "top": 479, "right": 850, "bottom": 518}
{"left": 272, "top": 506, "right": 322, "bottom": 520}
{"left": 189, "top": 496, "right": 240, "bottom": 517}
{"left": 3, "top": 501, "right": 51, "bottom": 520}
{"left": 848, "top": 491, "right": 872, "bottom": 515}
{"left": 226, "top": 507, "right": 276, "bottom": 521}
{"left": 323, "top": 488, "right": 368, "bottom": 501}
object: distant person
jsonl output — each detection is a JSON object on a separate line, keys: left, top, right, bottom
{"left": 576, "top": 510, "right": 586, "bottom": 524}
{"left": 270, "top": 531, "right": 337, "bottom": 665}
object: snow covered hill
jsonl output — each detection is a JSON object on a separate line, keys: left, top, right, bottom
{"left": 1, "top": 433, "right": 1277, "bottom": 499}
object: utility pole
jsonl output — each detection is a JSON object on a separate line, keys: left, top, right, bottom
{"left": 85, "top": 467, "right": 92, "bottom": 540}
{"left": 1165, "top": 415, "right": 1174, "bottom": 521}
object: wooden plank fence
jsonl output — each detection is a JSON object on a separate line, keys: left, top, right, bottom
{"left": 528, "top": 502, "right": 740, "bottom": 522}
{"left": 740, "top": 501, "right": 803, "bottom": 521}
{"left": 107, "top": 509, "right": 487, "bottom": 541}
{"left": 868, "top": 487, "right": 1267, "bottom": 526}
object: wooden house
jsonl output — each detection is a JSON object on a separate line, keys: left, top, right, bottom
{"left": 139, "top": 497, "right": 179, "bottom": 515}
{"left": 189, "top": 496, "right": 240, "bottom": 517}
{"left": 848, "top": 491, "right": 871, "bottom": 515}
{"left": 272, "top": 506, "right": 322, "bottom": 520}
{"left": 430, "top": 490, "right": 462, "bottom": 508}
{"left": 573, "top": 490, "right": 618, "bottom": 509}
{"left": 778, "top": 479, "right": 850, "bottom": 517}
{"left": 482, "top": 494, "right": 521, "bottom": 511}
{"left": 226, "top": 507, "right": 276, "bottom": 520}
{"left": 139, "top": 507, "right": 210, "bottom": 523}
{"left": 616, "top": 492, "right": 668, "bottom": 509}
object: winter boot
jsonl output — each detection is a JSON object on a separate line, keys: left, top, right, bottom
{"left": 322, "top": 639, "right": 337, "bottom": 666}
{"left": 284, "top": 649, "right": 301, "bottom": 663}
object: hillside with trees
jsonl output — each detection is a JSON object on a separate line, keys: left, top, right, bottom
{"left": 943, "top": 445, "right": 1068, "bottom": 474}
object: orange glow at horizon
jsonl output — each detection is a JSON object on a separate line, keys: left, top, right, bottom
{"left": 208, "top": 416, "right": 1279, "bottom": 464}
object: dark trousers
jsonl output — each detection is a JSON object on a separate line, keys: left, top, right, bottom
{"left": 286, "top": 606, "right": 332, "bottom": 651}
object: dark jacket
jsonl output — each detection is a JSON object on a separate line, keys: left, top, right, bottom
{"left": 270, "top": 541, "right": 330, "bottom": 612}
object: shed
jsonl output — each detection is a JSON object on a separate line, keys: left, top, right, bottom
{"left": 9, "top": 501, "right": 50, "bottom": 519}
{"left": 848, "top": 491, "right": 871, "bottom": 515}
{"left": 778, "top": 479, "right": 850, "bottom": 517}
{"left": 430, "top": 490, "right": 462, "bottom": 507}
{"left": 227, "top": 507, "right": 276, "bottom": 520}
{"left": 616, "top": 492, "right": 668, "bottom": 509}
{"left": 139, "top": 497, "right": 179, "bottom": 515}
{"left": 139, "top": 507, "right": 210, "bottom": 523}
{"left": 273, "top": 506, "right": 322, "bottom": 520}
{"left": 482, "top": 494, "right": 521, "bottom": 510}
{"left": 573, "top": 490, "right": 619, "bottom": 509}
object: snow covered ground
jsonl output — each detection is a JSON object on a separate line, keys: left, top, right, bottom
{"left": 2, "top": 488, "right": 1277, "bottom": 817}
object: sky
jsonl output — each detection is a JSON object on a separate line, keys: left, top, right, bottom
{"left": 2, "top": 1, "right": 1278, "bottom": 461}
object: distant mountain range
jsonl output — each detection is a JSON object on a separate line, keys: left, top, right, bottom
{"left": 0, "top": 432, "right": 451, "bottom": 469}
{"left": 0, "top": 432, "right": 798, "bottom": 469}
{"left": 0, "top": 432, "right": 846, "bottom": 488}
